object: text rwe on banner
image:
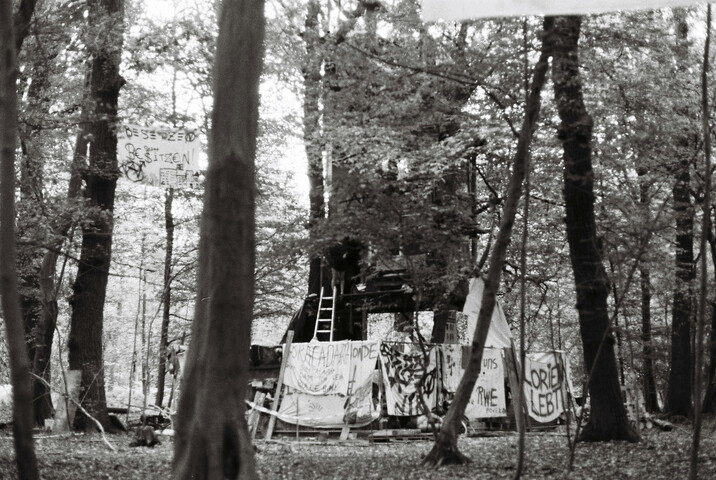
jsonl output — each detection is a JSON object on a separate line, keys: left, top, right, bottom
{"left": 523, "top": 353, "right": 570, "bottom": 423}
{"left": 440, "top": 345, "right": 506, "bottom": 419}
{"left": 117, "top": 124, "right": 201, "bottom": 188}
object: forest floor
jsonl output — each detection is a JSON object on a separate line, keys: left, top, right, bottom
{"left": 1, "top": 420, "right": 716, "bottom": 479}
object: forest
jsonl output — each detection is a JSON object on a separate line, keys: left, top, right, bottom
{"left": 2, "top": 0, "right": 716, "bottom": 479}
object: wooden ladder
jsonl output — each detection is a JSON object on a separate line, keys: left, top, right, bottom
{"left": 313, "top": 285, "right": 337, "bottom": 341}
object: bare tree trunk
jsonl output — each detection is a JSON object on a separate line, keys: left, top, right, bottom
{"left": 423, "top": 17, "right": 553, "bottom": 466}
{"left": 173, "top": 1, "right": 264, "bottom": 478}
{"left": 666, "top": 9, "right": 695, "bottom": 419}
{"left": 689, "top": 6, "right": 711, "bottom": 478}
{"left": 0, "top": 0, "right": 39, "bottom": 476}
{"left": 552, "top": 15, "right": 637, "bottom": 442}
{"left": 637, "top": 165, "right": 660, "bottom": 413}
{"left": 156, "top": 187, "right": 174, "bottom": 408}
{"left": 304, "top": 0, "right": 325, "bottom": 299}
{"left": 68, "top": 0, "right": 125, "bottom": 432}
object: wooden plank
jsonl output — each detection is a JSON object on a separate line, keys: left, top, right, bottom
{"left": 247, "top": 391, "right": 265, "bottom": 439}
{"left": 264, "top": 330, "right": 293, "bottom": 440}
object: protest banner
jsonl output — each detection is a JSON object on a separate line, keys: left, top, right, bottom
{"left": 464, "top": 348, "right": 506, "bottom": 418}
{"left": 117, "top": 124, "right": 201, "bottom": 188}
{"left": 379, "top": 343, "right": 438, "bottom": 416}
{"left": 283, "top": 341, "right": 352, "bottom": 395}
{"left": 440, "top": 345, "right": 506, "bottom": 419}
{"left": 277, "top": 340, "right": 380, "bottom": 428}
{"left": 523, "top": 352, "right": 570, "bottom": 423}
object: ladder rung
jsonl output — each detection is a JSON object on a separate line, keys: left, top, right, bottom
{"left": 320, "top": 307, "right": 332, "bottom": 310}
{"left": 316, "top": 329, "right": 332, "bottom": 333}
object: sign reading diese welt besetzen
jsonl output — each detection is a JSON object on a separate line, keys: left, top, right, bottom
{"left": 117, "top": 125, "right": 201, "bottom": 188}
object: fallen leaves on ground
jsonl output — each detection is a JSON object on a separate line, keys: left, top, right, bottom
{"left": 1, "top": 421, "right": 715, "bottom": 479}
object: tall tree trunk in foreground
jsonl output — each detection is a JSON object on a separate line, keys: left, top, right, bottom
{"left": 303, "top": 0, "right": 325, "bottom": 298}
{"left": 0, "top": 0, "right": 39, "bottom": 477}
{"left": 689, "top": 7, "right": 711, "bottom": 477}
{"left": 666, "top": 9, "right": 695, "bottom": 419}
{"left": 156, "top": 187, "right": 174, "bottom": 408}
{"left": 552, "top": 15, "right": 637, "bottom": 442}
{"left": 68, "top": 0, "right": 125, "bottom": 431}
{"left": 424, "top": 17, "right": 553, "bottom": 466}
{"left": 173, "top": 1, "right": 264, "bottom": 478}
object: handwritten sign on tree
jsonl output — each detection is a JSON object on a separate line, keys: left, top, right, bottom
{"left": 117, "top": 125, "right": 201, "bottom": 188}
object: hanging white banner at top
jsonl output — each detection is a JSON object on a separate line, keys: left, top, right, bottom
{"left": 422, "top": 1, "right": 702, "bottom": 21}
{"left": 117, "top": 124, "right": 201, "bottom": 188}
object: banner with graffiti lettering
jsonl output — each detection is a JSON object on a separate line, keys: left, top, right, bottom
{"left": 440, "top": 345, "right": 506, "bottom": 418}
{"left": 117, "top": 124, "right": 201, "bottom": 188}
{"left": 277, "top": 341, "right": 380, "bottom": 428}
{"left": 283, "top": 341, "right": 352, "bottom": 395}
{"left": 524, "top": 353, "right": 570, "bottom": 423}
{"left": 379, "top": 343, "right": 438, "bottom": 416}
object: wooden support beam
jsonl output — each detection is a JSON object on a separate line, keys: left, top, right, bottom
{"left": 264, "top": 330, "right": 293, "bottom": 440}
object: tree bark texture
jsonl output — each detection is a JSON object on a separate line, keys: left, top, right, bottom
{"left": 666, "top": 152, "right": 694, "bottom": 417}
{"left": 67, "top": 0, "right": 125, "bottom": 432}
{"left": 552, "top": 15, "right": 637, "bottom": 442}
{"left": 156, "top": 187, "right": 174, "bottom": 408}
{"left": 173, "top": 0, "right": 264, "bottom": 478}
{"left": 304, "top": 0, "right": 325, "bottom": 299}
{"left": 424, "top": 17, "right": 553, "bottom": 466}
{"left": 0, "top": 0, "right": 40, "bottom": 476}
{"left": 665, "top": 9, "right": 695, "bottom": 419}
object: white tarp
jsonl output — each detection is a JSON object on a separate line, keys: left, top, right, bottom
{"left": 117, "top": 124, "right": 201, "bottom": 188}
{"left": 422, "top": 1, "right": 702, "bottom": 21}
{"left": 463, "top": 278, "right": 513, "bottom": 349}
{"left": 283, "top": 340, "right": 352, "bottom": 395}
{"left": 441, "top": 345, "right": 507, "bottom": 419}
{"left": 277, "top": 341, "right": 380, "bottom": 428}
{"left": 523, "top": 351, "right": 573, "bottom": 423}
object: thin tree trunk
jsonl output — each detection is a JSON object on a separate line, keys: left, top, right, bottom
{"left": 68, "top": 0, "right": 125, "bottom": 432}
{"left": 690, "top": 5, "right": 711, "bottom": 478}
{"left": 637, "top": 164, "right": 660, "bottom": 413}
{"left": 173, "top": 0, "right": 264, "bottom": 478}
{"left": 552, "top": 15, "right": 637, "bottom": 442}
{"left": 0, "top": 0, "right": 39, "bottom": 476}
{"left": 423, "top": 17, "right": 553, "bottom": 466}
{"left": 156, "top": 187, "right": 174, "bottom": 408}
